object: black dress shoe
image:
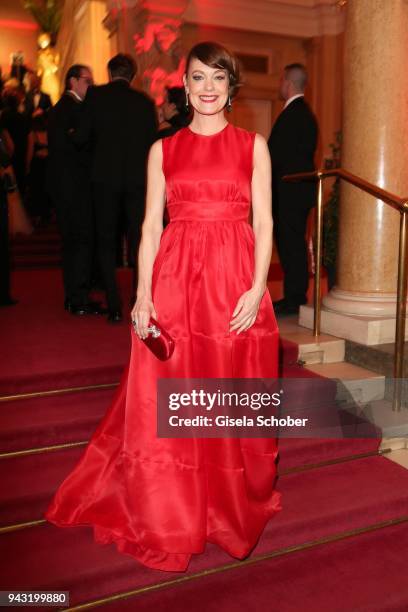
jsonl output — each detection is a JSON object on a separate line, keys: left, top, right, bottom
{"left": 107, "top": 310, "right": 123, "bottom": 323}
{"left": 275, "top": 303, "right": 301, "bottom": 317}
{"left": 273, "top": 299, "right": 288, "bottom": 314}
{"left": 70, "top": 304, "right": 89, "bottom": 316}
{"left": 273, "top": 298, "right": 286, "bottom": 308}
{"left": 64, "top": 299, "right": 73, "bottom": 312}
{"left": 0, "top": 297, "right": 18, "bottom": 307}
{"left": 86, "top": 301, "right": 108, "bottom": 315}
{"left": 69, "top": 301, "right": 107, "bottom": 316}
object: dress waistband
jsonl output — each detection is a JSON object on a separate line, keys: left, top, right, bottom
{"left": 167, "top": 200, "right": 249, "bottom": 222}
{"left": 169, "top": 218, "right": 248, "bottom": 222}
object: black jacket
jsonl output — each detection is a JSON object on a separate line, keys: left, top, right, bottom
{"left": 46, "top": 92, "right": 90, "bottom": 197}
{"left": 73, "top": 80, "right": 157, "bottom": 190}
{"left": 268, "top": 97, "right": 318, "bottom": 180}
{"left": 268, "top": 96, "right": 318, "bottom": 207}
{"left": 24, "top": 91, "right": 52, "bottom": 118}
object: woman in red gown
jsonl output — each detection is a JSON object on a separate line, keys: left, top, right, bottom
{"left": 45, "top": 42, "right": 281, "bottom": 572}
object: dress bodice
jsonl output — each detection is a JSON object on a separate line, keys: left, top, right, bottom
{"left": 162, "top": 123, "right": 255, "bottom": 222}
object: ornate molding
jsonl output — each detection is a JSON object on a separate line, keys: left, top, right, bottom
{"left": 183, "top": 0, "right": 345, "bottom": 37}
{"left": 105, "top": 0, "right": 345, "bottom": 38}
{"left": 106, "top": 0, "right": 188, "bottom": 17}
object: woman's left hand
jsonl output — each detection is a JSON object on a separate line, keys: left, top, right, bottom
{"left": 230, "top": 286, "right": 265, "bottom": 334}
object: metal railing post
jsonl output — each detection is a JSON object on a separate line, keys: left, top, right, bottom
{"left": 313, "top": 174, "right": 323, "bottom": 337}
{"left": 284, "top": 168, "right": 408, "bottom": 407}
{"left": 393, "top": 207, "right": 408, "bottom": 411}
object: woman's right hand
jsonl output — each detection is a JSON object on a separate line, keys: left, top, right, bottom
{"left": 131, "top": 296, "right": 157, "bottom": 340}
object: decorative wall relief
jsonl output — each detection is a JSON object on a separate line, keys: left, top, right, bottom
{"left": 133, "top": 17, "right": 185, "bottom": 105}
{"left": 104, "top": 0, "right": 188, "bottom": 105}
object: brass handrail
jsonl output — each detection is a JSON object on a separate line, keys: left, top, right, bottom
{"left": 283, "top": 168, "right": 408, "bottom": 410}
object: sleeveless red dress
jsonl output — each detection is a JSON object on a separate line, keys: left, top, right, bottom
{"left": 45, "top": 123, "right": 282, "bottom": 572}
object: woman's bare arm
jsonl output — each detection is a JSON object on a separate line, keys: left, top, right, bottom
{"left": 131, "top": 139, "right": 166, "bottom": 339}
{"left": 251, "top": 133, "right": 273, "bottom": 293}
{"left": 229, "top": 133, "right": 273, "bottom": 334}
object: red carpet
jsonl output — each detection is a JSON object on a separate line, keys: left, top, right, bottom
{"left": 11, "top": 224, "right": 62, "bottom": 269}
{"left": 1, "top": 269, "right": 406, "bottom": 611}
{"left": 101, "top": 520, "right": 408, "bottom": 612}
{"left": 0, "top": 426, "right": 381, "bottom": 527}
{"left": 0, "top": 388, "right": 114, "bottom": 452}
{"left": 2, "top": 455, "right": 408, "bottom": 610}
{"left": 0, "top": 268, "right": 303, "bottom": 396}
{"left": 1, "top": 269, "right": 132, "bottom": 395}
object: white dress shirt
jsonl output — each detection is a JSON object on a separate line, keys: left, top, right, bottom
{"left": 66, "top": 90, "right": 83, "bottom": 102}
{"left": 33, "top": 92, "right": 41, "bottom": 109}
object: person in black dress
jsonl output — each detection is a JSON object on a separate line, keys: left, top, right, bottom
{"left": 268, "top": 63, "right": 318, "bottom": 316}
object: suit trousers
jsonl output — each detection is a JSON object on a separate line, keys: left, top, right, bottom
{"left": 53, "top": 175, "right": 93, "bottom": 307}
{"left": 273, "top": 180, "right": 315, "bottom": 307}
{"left": 92, "top": 183, "right": 145, "bottom": 311}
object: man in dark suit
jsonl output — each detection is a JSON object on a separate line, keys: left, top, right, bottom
{"left": 268, "top": 63, "right": 318, "bottom": 316}
{"left": 47, "top": 64, "right": 100, "bottom": 315}
{"left": 74, "top": 53, "right": 157, "bottom": 323}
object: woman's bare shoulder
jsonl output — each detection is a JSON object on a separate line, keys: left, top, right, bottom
{"left": 254, "top": 132, "right": 268, "bottom": 148}
{"left": 253, "top": 132, "right": 270, "bottom": 164}
{"left": 148, "top": 139, "right": 163, "bottom": 164}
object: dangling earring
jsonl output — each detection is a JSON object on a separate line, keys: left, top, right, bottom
{"left": 227, "top": 94, "right": 232, "bottom": 112}
{"left": 185, "top": 90, "right": 189, "bottom": 111}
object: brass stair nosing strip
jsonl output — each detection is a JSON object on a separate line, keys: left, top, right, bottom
{"left": 0, "top": 438, "right": 386, "bottom": 465}
{"left": 0, "top": 519, "right": 45, "bottom": 534}
{"left": 58, "top": 514, "right": 408, "bottom": 612}
{"left": 0, "top": 440, "right": 88, "bottom": 459}
{"left": 279, "top": 447, "right": 388, "bottom": 474}
{"left": 0, "top": 448, "right": 390, "bottom": 534}
{"left": 0, "top": 438, "right": 385, "bottom": 465}
{"left": 0, "top": 382, "right": 119, "bottom": 403}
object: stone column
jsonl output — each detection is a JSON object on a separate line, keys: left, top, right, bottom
{"left": 298, "top": 0, "right": 408, "bottom": 343}
{"left": 104, "top": 0, "right": 188, "bottom": 104}
{"left": 322, "top": 0, "right": 408, "bottom": 319}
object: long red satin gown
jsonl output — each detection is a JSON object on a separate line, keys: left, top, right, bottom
{"left": 45, "top": 123, "right": 282, "bottom": 572}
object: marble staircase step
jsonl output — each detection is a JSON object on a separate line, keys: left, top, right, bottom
{"left": 299, "top": 304, "right": 408, "bottom": 346}
{"left": 278, "top": 316, "right": 345, "bottom": 365}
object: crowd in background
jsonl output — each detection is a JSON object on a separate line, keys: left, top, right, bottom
{"left": 0, "top": 54, "right": 191, "bottom": 313}
{"left": 1, "top": 54, "right": 318, "bottom": 321}
{"left": 0, "top": 68, "right": 52, "bottom": 228}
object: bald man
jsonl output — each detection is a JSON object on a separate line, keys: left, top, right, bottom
{"left": 268, "top": 63, "right": 318, "bottom": 316}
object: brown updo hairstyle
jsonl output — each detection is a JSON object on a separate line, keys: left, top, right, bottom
{"left": 185, "top": 41, "right": 242, "bottom": 100}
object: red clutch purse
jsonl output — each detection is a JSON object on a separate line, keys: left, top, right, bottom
{"left": 133, "top": 316, "right": 175, "bottom": 361}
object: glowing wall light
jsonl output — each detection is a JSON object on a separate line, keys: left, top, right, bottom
{"left": 0, "top": 19, "right": 38, "bottom": 31}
